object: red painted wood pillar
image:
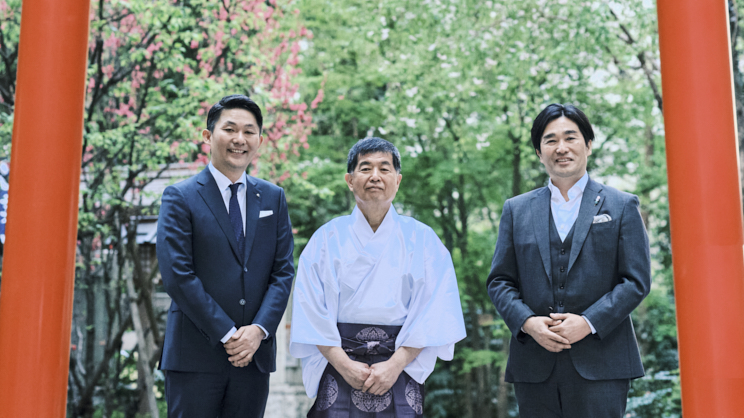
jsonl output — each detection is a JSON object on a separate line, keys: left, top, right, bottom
{"left": 657, "top": 1, "right": 744, "bottom": 416}
{"left": 0, "top": 0, "right": 91, "bottom": 416}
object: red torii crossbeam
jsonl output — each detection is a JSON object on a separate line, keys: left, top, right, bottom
{"left": 0, "top": 0, "right": 91, "bottom": 416}
{"left": 657, "top": 0, "right": 744, "bottom": 416}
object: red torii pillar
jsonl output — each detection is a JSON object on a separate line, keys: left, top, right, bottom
{"left": 658, "top": 0, "right": 744, "bottom": 416}
{"left": 0, "top": 0, "right": 91, "bottom": 416}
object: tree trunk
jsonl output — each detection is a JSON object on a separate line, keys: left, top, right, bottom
{"left": 640, "top": 123, "right": 654, "bottom": 226}
{"left": 510, "top": 130, "right": 521, "bottom": 197}
{"left": 496, "top": 335, "right": 510, "bottom": 418}
{"left": 463, "top": 370, "right": 474, "bottom": 418}
{"left": 126, "top": 274, "right": 159, "bottom": 418}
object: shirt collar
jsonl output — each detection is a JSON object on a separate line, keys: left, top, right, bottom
{"left": 208, "top": 162, "right": 247, "bottom": 191}
{"left": 548, "top": 172, "right": 589, "bottom": 202}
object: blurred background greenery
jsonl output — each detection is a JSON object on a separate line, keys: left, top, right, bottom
{"left": 3, "top": 0, "right": 744, "bottom": 416}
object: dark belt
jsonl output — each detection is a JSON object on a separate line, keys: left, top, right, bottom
{"left": 341, "top": 336, "right": 396, "bottom": 356}
{"left": 337, "top": 323, "right": 402, "bottom": 357}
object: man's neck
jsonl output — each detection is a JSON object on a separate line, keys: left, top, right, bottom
{"left": 357, "top": 202, "right": 391, "bottom": 233}
{"left": 550, "top": 174, "right": 584, "bottom": 202}
{"left": 211, "top": 161, "right": 245, "bottom": 184}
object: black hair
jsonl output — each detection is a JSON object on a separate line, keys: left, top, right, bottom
{"left": 530, "top": 103, "right": 594, "bottom": 152}
{"left": 346, "top": 137, "right": 401, "bottom": 173}
{"left": 206, "top": 94, "right": 263, "bottom": 134}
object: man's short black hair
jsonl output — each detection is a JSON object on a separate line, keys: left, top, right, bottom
{"left": 347, "top": 137, "right": 401, "bottom": 173}
{"left": 206, "top": 94, "right": 263, "bottom": 134}
{"left": 531, "top": 103, "right": 594, "bottom": 152}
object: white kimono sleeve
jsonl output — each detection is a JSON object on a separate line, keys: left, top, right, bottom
{"left": 289, "top": 230, "right": 341, "bottom": 397}
{"left": 397, "top": 227, "right": 467, "bottom": 384}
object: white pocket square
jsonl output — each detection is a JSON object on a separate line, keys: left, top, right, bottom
{"left": 592, "top": 214, "right": 612, "bottom": 224}
{"left": 259, "top": 210, "right": 273, "bottom": 218}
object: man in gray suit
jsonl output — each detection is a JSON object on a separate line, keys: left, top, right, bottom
{"left": 487, "top": 103, "right": 650, "bottom": 417}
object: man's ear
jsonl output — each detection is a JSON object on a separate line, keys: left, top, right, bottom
{"left": 535, "top": 148, "right": 541, "bottom": 158}
{"left": 586, "top": 140, "right": 593, "bottom": 155}
{"left": 344, "top": 173, "right": 353, "bottom": 191}
{"left": 202, "top": 128, "right": 212, "bottom": 145}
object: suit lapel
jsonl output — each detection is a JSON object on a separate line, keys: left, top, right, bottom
{"left": 531, "top": 187, "right": 552, "bottom": 285}
{"left": 242, "top": 176, "right": 261, "bottom": 263}
{"left": 196, "top": 168, "right": 241, "bottom": 261}
{"left": 567, "top": 178, "right": 604, "bottom": 274}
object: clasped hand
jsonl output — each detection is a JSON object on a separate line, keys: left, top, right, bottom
{"left": 224, "top": 325, "right": 265, "bottom": 367}
{"left": 338, "top": 359, "right": 402, "bottom": 396}
{"left": 523, "top": 313, "right": 591, "bottom": 352}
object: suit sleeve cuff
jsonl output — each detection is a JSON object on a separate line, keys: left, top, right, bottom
{"left": 582, "top": 315, "right": 597, "bottom": 334}
{"left": 253, "top": 323, "right": 269, "bottom": 340}
{"left": 220, "top": 326, "right": 238, "bottom": 343}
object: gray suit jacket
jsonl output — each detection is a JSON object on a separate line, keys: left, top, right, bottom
{"left": 487, "top": 177, "right": 650, "bottom": 383}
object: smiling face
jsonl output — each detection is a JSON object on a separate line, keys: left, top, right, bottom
{"left": 537, "top": 116, "right": 592, "bottom": 187}
{"left": 202, "top": 108, "right": 264, "bottom": 183}
{"left": 344, "top": 151, "right": 402, "bottom": 208}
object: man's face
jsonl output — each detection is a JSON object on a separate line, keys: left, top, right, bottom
{"left": 202, "top": 108, "right": 263, "bottom": 180}
{"left": 344, "top": 152, "right": 402, "bottom": 206}
{"left": 536, "top": 116, "right": 592, "bottom": 184}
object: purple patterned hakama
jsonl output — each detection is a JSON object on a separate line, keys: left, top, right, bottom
{"left": 308, "top": 323, "right": 424, "bottom": 418}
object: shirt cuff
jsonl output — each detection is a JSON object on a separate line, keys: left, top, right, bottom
{"left": 221, "top": 326, "right": 237, "bottom": 343}
{"left": 253, "top": 323, "right": 269, "bottom": 340}
{"left": 582, "top": 315, "right": 597, "bottom": 334}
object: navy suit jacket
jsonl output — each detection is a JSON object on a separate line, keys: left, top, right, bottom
{"left": 487, "top": 177, "right": 650, "bottom": 383}
{"left": 157, "top": 167, "right": 294, "bottom": 374}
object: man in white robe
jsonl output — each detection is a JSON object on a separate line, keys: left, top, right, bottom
{"left": 290, "top": 137, "right": 466, "bottom": 417}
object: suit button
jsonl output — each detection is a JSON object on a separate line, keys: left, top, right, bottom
{"left": 560, "top": 249, "right": 565, "bottom": 255}
{"left": 239, "top": 299, "right": 246, "bottom": 305}
{"left": 244, "top": 267, "right": 248, "bottom": 272}
{"left": 560, "top": 267, "right": 565, "bottom": 273}
{"left": 560, "top": 284, "right": 564, "bottom": 289}
{"left": 559, "top": 301, "right": 564, "bottom": 307}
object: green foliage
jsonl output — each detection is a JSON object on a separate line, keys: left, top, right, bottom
{"left": 627, "top": 370, "right": 682, "bottom": 418}
{"left": 0, "top": 0, "right": 317, "bottom": 416}
{"left": 457, "top": 348, "right": 505, "bottom": 375}
{"left": 294, "top": 0, "right": 678, "bottom": 416}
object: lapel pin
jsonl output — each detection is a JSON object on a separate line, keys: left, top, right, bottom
{"left": 256, "top": 193, "right": 260, "bottom": 198}
{"left": 594, "top": 196, "right": 600, "bottom": 206}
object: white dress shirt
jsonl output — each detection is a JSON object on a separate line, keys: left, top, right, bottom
{"left": 208, "top": 163, "right": 247, "bottom": 234}
{"left": 207, "top": 163, "right": 269, "bottom": 342}
{"left": 548, "top": 172, "right": 589, "bottom": 242}
{"left": 522, "top": 172, "right": 597, "bottom": 335}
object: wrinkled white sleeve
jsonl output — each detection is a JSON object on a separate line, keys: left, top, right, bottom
{"left": 289, "top": 231, "right": 340, "bottom": 397}
{"left": 397, "top": 227, "right": 467, "bottom": 384}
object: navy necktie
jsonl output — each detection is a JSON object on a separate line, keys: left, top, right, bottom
{"left": 228, "top": 183, "right": 245, "bottom": 257}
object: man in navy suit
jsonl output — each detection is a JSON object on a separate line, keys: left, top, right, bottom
{"left": 157, "top": 94, "right": 295, "bottom": 417}
{"left": 487, "top": 104, "right": 650, "bottom": 417}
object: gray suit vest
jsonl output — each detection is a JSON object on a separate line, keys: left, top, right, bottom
{"left": 549, "top": 210, "right": 575, "bottom": 315}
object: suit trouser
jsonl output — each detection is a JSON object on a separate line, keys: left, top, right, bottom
{"left": 513, "top": 351, "right": 630, "bottom": 418}
{"left": 165, "top": 361, "right": 270, "bottom": 418}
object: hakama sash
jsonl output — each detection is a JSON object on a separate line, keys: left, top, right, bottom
{"left": 308, "top": 323, "right": 424, "bottom": 418}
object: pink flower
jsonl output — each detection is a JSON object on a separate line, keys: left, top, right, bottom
{"left": 196, "top": 154, "right": 210, "bottom": 165}
{"left": 310, "top": 89, "right": 324, "bottom": 109}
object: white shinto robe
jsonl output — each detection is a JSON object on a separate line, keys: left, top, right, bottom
{"left": 289, "top": 206, "right": 466, "bottom": 397}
